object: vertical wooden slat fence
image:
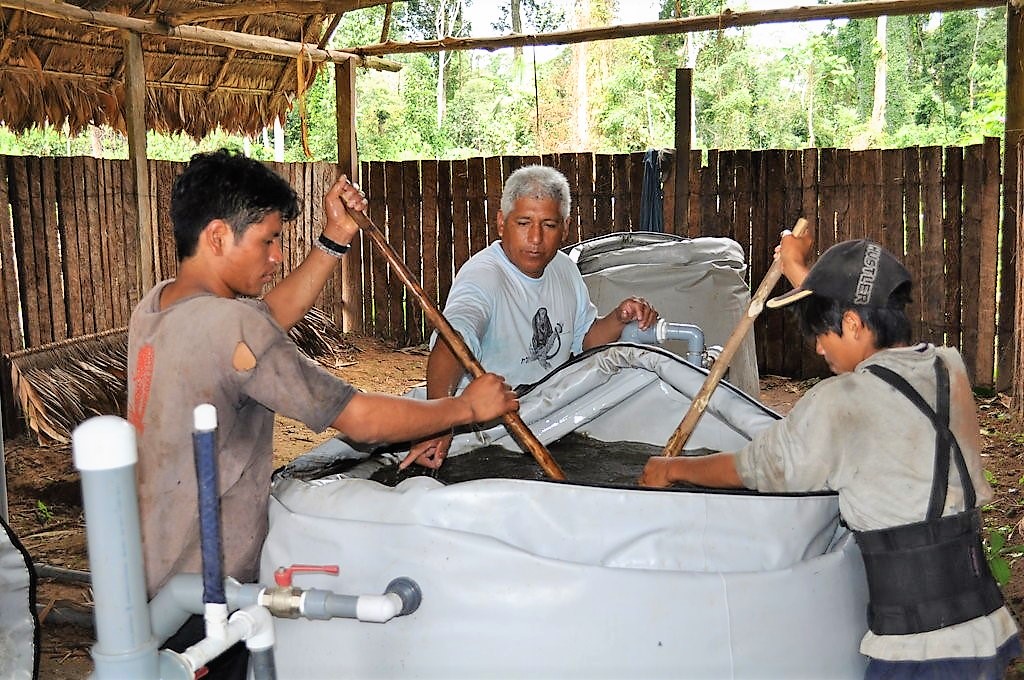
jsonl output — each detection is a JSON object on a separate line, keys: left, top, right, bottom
{"left": 0, "top": 142, "right": 1016, "bottom": 436}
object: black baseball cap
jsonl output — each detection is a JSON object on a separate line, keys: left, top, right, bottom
{"left": 766, "top": 239, "right": 911, "bottom": 309}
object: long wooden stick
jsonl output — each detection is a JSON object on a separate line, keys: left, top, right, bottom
{"left": 662, "top": 218, "right": 809, "bottom": 457}
{"left": 349, "top": 210, "right": 567, "bottom": 481}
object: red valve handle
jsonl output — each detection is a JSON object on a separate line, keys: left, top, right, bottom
{"left": 273, "top": 563, "right": 340, "bottom": 587}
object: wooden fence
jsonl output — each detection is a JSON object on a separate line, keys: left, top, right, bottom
{"left": 0, "top": 141, "right": 1014, "bottom": 433}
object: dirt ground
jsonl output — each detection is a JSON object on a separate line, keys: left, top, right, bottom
{"left": 5, "top": 335, "right": 1024, "bottom": 678}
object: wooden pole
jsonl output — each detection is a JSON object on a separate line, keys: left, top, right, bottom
{"left": 348, "top": 210, "right": 567, "bottom": 481}
{"left": 673, "top": 68, "right": 692, "bottom": 235}
{"left": 1003, "top": 0, "right": 1023, "bottom": 393}
{"left": 346, "top": 0, "right": 1004, "bottom": 57}
{"left": 122, "top": 31, "right": 155, "bottom": 294}
{"left": 335, "top": 60, "right": 363, "bottom": 334}
{"left": 663, "top": 218, "right": 808, "bottom": 457}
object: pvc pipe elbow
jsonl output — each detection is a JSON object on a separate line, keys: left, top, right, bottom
{"left": 231, "top": 605, "right": 275, "bottom": 652}
{"left": 355, "top": 593, "right": 404, "bottom": 623}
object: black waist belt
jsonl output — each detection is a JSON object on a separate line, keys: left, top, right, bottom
{"left": 855, "top": 509, "right": 1004, "bottom": 635}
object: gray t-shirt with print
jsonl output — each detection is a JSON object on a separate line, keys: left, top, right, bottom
{"left": 128, "top": 281, "right": 355, "bottom": 596}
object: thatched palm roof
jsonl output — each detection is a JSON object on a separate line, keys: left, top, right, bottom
{"left": 0, "top": 0, "right": 396, "bottom": 138}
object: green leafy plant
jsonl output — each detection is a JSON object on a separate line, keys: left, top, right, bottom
{"left": 35, "top": 500, "right": 53, "bottom": 524}
{"left": 984, "top": 526, "right": 1024, "bottom": 587}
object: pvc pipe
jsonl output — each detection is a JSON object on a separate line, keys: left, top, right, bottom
{"left": 149, "top": 574, "right": 263, "bottom": 642}
{"left": 72, "top": 416, "right": 160, "bottom": 679}
{"left": 355, "top": 593, "right": 405, "bottom": 623}
{"left": 620, "top": 319, "right": 705, "bottom": 365}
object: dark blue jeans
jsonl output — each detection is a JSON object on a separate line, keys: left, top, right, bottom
{"left": 865, "top": 635, "right": 1022, "bottom": 680}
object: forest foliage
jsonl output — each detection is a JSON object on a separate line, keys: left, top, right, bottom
{"left": 0, "top": 0, "right": 1008, "bottom": 161}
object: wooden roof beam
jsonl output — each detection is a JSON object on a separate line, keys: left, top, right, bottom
{"left": 0, "top": 0, "right": 402, "bottom": 71}
{"left": 161, "top": 0, "right": 393, "bottom": 28}
{"left": 3, "top": 64, "right": 284, "bottom": 95}
{"left": 346, "top": 0, "right": 1004, "bottom": 57}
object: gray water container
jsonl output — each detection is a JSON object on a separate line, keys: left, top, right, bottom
{"left": 566, "top": 232, "right": 759, "bottom": 398}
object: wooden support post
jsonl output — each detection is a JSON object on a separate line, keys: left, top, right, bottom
{"left": 1009, "top": 0, "right": 1024, "bottom": 418}
{"left": 673, "top": 68, "right": 692, "bottom": 235}
{"left": 335, "top": 59, "right": 362, "bottom": 334}
{"left": 123, "top": 31, "right": 155, "bottom": 294}
{"left": 1002, "top": 0, "right": 1022, "bottom": 393}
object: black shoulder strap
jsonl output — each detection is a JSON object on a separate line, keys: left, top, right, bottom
{"left": 863, "top": 358, "right": 976, "bottom": 519}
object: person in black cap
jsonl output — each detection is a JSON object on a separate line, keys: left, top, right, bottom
{"left": 640, "top": 234, "right": 1020, "bottom": 679}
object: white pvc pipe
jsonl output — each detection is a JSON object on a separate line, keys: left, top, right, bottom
{"left": 179, "top": 604, "right": 274, "bottom": 672}
{"left": 354, "top": 593, "right": 405, "bottom": 623}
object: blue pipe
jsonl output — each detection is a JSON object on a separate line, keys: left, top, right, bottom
{"left": 192, "top": 404, "right": 226, "bottom": 607}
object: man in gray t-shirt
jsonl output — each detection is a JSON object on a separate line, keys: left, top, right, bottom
{"left": 128, "top": 150, "right": 518, "bottom": 677}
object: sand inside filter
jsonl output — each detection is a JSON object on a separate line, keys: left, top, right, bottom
{"left": 369, "top": 432, "right": 716, "bottom": 487}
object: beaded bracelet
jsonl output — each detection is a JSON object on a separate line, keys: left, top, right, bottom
{"left": 314, "top": 233, "right": 350, "bottom": 258}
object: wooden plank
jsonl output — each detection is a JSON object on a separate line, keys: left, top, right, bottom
{"left": 451, "top": 159, "right": 471, "bottom": 275}
{"left": 367, "top": 161, "right": 390, "bottom": 338}
{"left": 358, "top": 161, "right": 373, "bottom": 329}
{"left": 593, "top": 153, "right": 606, "bottom": 238}
{"left": 436, "top": 160, "right": 455, "bottom": 310}
{"left": 880, "top": 150, "right": 905, "bottom": 260}
{"left": 119, "top": 158, "right": 143, "bottom": 313}
{"left": 861, "top": 150, "right": 883, "bottom": 245}
{"left": 847, "top": 150, "right": 866, "bottom": 239}
{"left": 920, "top": 146, "right": 944, "bottom": 347}
{"left": 903, "top": 147, "right": 924, "bottom": 345}
{"left": 83, "top": 156, "right": 112, "bottom": 331}
{"left": 700, "top": 149, "right": 719, "bottom": 236}
{"left": 0, "top": 157, "right": 23, "bottom": 352}
{"left": 960, "top": 144, "right": 982, "bottom": 381}
{"left": 594, "top": 154, "right": 613, "bottom": 238}
{"left": 105, "top": 160, "right": 127, "bottom": 329}
{"left": 484, "top": 156, "right": 503, "bottom": 244}
{"left": 577, "top": 153, "right": 596, "bottom": 241}
{"left": 612, "top": 153, "right": 631, "bottom": 231}
{"left": 763, "top": 150, "right": 786, "bottom": 376}
{"left": 421, "top": 160, "right": 439, "bottom": 322}
{"left": 661, "top": 150, "right": 676, "bottom": 234}
{"left": 800, "top": 149, "right": 828, "bottom": 377}
{"left": 718, "top": 150, "right": 736, "bottom": 241}
{"left": 556, "top": 154, "right": 581, "bottom": 243}
{"left": 40, "top": 157, "right": 67, "bottom": 341}
{"left": 781, "top": 149, "right": 804, "bottom": 378}
{"left": 384, "top": 161, "right": 406, "bottom": 343}
{"left": 56, "top": 157, "right": 83, "bottom": 338}
{"left": 629, "top": 151, "right": 645, "bottom": 232}
{"left": 834, "top": 149, "right": 852, "bottom": 243}
{"left": 733, "top": 149, "right": 752, "bottom": 272}
{"left": 16, "top": 156, "right": 47, "bottom": 346}
{"left": 749, "top": 151, "right": 769, "bottom": 375}
{"left": 72, "top": 157, "right": 97, "bottom": 333}
{"left": 402, "top": 159, "right": 423, "bottom": 345}
{"left": 689, "top": 150, "right": 703, "bottom": 238}
{"left": 467, "top": 157, "right": 487, "bottom": 256}
{"left": 975, "top": 137, "right": 1000, "bottom": 388}
{"left": 994, "top": 139, "right": 1016, "bottom": 390}
{"left": 817, "top": 148, "right": 838, "bottom": 254}
{"left": 942, "top": 146, "right": 963, "bottom": 351}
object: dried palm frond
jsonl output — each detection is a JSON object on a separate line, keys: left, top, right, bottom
{"left": 7, "top": 308, "right": 353, "bottom": 445}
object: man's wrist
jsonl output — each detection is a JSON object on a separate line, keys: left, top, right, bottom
{"left": 314, "top": 232, "right": 350, "bottom": 258}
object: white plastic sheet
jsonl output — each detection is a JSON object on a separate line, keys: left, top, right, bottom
{"left": 265, "top": 346, "right": 869, "bottom": 678}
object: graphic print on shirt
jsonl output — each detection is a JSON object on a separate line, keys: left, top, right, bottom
{"left": 522, "top": 307, "right": 563, "bottom": 369}
{"left": 128, "top": 343, "right": 155, "bottom": 434}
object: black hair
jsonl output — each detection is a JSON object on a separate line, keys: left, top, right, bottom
{"left": 170, "top": 148, "right": 299, "bottom": 261}
{"left": 792, "top": 281, "right": 913, "bottom": 349}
